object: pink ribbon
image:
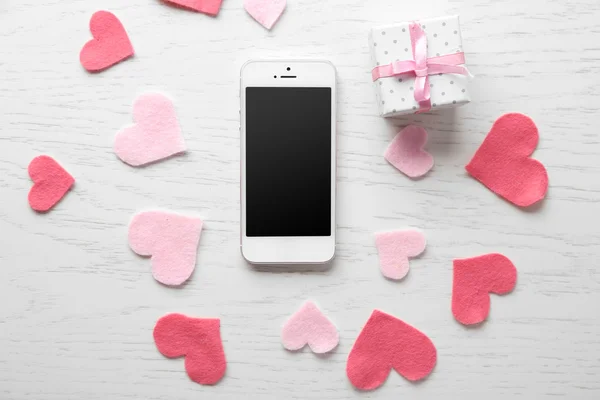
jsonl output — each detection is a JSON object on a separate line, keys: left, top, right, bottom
{"left": 372, "top": 22, "right": 470, "bottom": 113}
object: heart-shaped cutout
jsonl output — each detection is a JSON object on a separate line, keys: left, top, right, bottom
{"left": 80, "top": 11, "right": 134, "bottom": 72}
{"left": 128, "top": 211, "right": 203, "bottom": 286}
{"left": 114, "top": 93, "right": 186, "bottom": 167}
{"left": 452, "top": 253, "right": 517, "bottom": 325}
{"left": 153, "top": 313, "right": 226, "bottom": 385}
{"left": 162, "top": 0, "right": 223, "bottom": 15}
{"left": 347, "top": 310, "right": 437, "bottom": 390}
{"left": 375, "top": 230, "right": 426, "bottom": 280}
{"left": 244, "top": 0, "right": 286, "bottom": 30}
{"left": 281, "top": 301, "right": 339, "bottom": 354}
{"left": 466, "top": 113, "right": 548, "bottom": 207}
{"left": 385, "top": 125, "right": 434, "bottom": 178}
{"left": 28, "top": 156, "right": 75, "bottom": 212}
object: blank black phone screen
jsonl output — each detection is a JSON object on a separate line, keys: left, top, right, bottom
{"left": 245, "top": 87, "right": 332, "bottom": 237}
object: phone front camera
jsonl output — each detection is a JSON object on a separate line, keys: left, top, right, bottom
{"left": 286, "top": 67, "right": 291, "bottom": 71}
{"left": 274, "top": 75, "right": 277, "bottom": 78}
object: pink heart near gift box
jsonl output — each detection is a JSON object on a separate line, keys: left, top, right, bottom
{"left": 369, "top": 16, "right": 472, "bottom": 117}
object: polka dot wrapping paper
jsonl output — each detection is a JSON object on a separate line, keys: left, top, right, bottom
{"left": 368, "top": 16, "right": 471, "bottom": 117}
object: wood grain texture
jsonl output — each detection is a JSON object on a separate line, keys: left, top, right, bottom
{"left": 1, "top": 0, "right": 600, "bottom": 398}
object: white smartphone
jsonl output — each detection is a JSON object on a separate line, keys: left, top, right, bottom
{"left": 240, "top": 60, "right": 336, "bottom": 265}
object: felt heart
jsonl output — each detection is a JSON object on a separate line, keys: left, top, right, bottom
{"left": 114, "top": 93, "right": 186, "bottom": 167}
{"left": 466, "top": 113, "right": 548, "bottom": 207}
{"left": 153, "top": 313, "right": 226, "bottom": 385}
{"left": 281, "top": 301, "right": 339, "bottom": 354}
{"left": 385, "top": 125, "right": 434, "bottom": 178}
{"left": 452, "top": 253, "right": 517, "bottom": 325}
{"left": 162, "top": 0, "right": 224, "bottom": 16}
{"left": 244, "top": 0, "right": 286, "bottom": 30}
{"left": 128, "top": 211, "right": 203, "bottom": 286}
{"left": 375, "top": 230, "right": 426, "bottom": 280}
{"left": 80, "top": 11, "right": 134, "bottom": 72}
{"left": 28, "top": 156, "right": 75, "bottom": 212}
{"left": 347, "top": 310, "right": 437, "bottom": 391}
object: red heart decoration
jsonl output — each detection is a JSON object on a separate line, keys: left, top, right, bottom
{"left": 153, "top": 313, "right": 226, "bottom": 385}
{"left": 80, "top": 11, "right": 134, "bottom": 72}
{"left": 28, "top": 156, "right": 75, "bottom": 212}
{"left": 162, "top": 0, "right": 224, "bottom": 16}
{"left": 452, "top": 253, "right": 517, "bottom": 325}
{"left": 466, "top": 113, "right": 548, "bottom": 207}
{"left": 346, "top": 310, "right": 437, "bottom": 390}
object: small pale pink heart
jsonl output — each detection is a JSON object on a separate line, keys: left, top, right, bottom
{"left": 375, "top": 230, "right": 426, "bottom": 280}
{"left": 385, "top": 125, "right": 434, "bottom": 178}
{"left": 114, "top": 93, "right": 186, "bottom": 167}
{"left": 244, "top": 0, "right": 286, "bottom": 30}
{"left": 282, "top": 301, "right": 339, "bottom": 354}
{"left": 128, "top": 211, "right": 203, "bottom": 286}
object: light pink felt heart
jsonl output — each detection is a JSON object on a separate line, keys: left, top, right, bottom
{"left": 282, "top": 301, "right": 339, "bottom": 354}
{"left": 129, "top": 211, "right": 203, "bottom": 286}
{"left": 243, "top": 0, "right": 286, "bottom": 30}
{"left": 80, "top": 11, "right": 134, "bottom": 72}
{"left": 384, "top": 125, "right": 434, "bottom": 178}
{"left": 114, "top": 93, "right": 186, "bottom": 167}
{"left": 375, "top": 230, "right": 426, "bottom": 280}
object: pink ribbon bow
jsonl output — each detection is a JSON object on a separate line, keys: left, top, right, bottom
{"left": 372, "top": 22, "right": 469, "bottom": 113}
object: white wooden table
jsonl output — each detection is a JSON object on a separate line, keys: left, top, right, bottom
{"left": 2, "top": 0, "right": 600, "bottom": 399}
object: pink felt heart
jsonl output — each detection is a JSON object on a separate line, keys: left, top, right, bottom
{"left": 281, "top": 301, "right": 339, "bottom": 354}
{"left": 154, "top": 313, "right": 226, "bottom": 385}
{"left": 385, "top": 125, "right": 434, "bottom": 178}
{"left": 80, "top": 11, "right": 134, "bottom": 72}
{"left": 114, "top": 93, "right": 186, "bottom": 167}
{"left": 28, "top": 156, "right": 75, "bottom": 213}
{"left": 244, "top": 0, "right": 286, "bottom": 30}
{"left": 162, "top": 0, "right": 224, "bottom": 16}
{"left": 466, "top": 113, "right": 548, "bottom": 207}
{"left": 347, "top": 310, "right": 437, "bottom": 390}
{"left": 375, "top": 230, "right": 426, "bottom": 280}
{"left": 452, "top": 253, "right": 517, "bottom": 325}
{"left": 128, "top": 211, "right": 203, "bottom": 286}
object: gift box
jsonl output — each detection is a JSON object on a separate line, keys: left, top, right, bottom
{"left": 368, "top": 16, "right": 471, "bottom": 117}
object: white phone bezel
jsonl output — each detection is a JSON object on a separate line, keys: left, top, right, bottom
{"left": 240, "top": 60, "right": 336, "bottom": 265}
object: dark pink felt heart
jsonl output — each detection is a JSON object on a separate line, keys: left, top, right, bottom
{"left": 347, "top": 310, "right": 437, "bottom": 390}
{"left": 466, "top": 113, "right": 548, "bottom": 207}
{"left": 80, "top": 11, "right": 134, "bottom": 72}
{"left": 153, "top": 313, "right": 226, "bottom": 385}
{"left": 28, "top": 156, "right": 74, "bottom": 212}
{"left": 452, "top": 253, "right": 517, "bottom": 325}
{"left": 162, "top": 0, "right": 223, "bottom": 15}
